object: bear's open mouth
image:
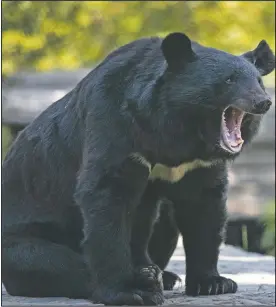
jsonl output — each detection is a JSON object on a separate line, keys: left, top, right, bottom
{"left": 220, "top": 106, "right": 245, "bottom": 153}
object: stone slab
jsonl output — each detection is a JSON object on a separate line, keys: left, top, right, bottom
{"left": 2, "top": 238, "right": 275, "bottom": 306}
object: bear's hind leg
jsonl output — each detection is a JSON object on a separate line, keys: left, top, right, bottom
{"left": 2, "top": 235, "right": 90, "bottom": 299}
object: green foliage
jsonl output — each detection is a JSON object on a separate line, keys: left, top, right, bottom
{"left": 2, "top": 1, "right": 275, "bottom": 86}
{"left": 261, "top": 202, "right": 275, "bottom": 256}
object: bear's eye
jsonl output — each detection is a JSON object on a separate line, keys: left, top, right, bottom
{"left": 257, "top": 76, "right": 265, "bottom": 89}
{"left": 225, "top": 75, "right": 235, "bottom": 84}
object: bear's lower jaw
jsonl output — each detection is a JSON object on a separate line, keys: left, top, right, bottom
{"left": 220, "top": 106, "right": 245, "bottom": 153}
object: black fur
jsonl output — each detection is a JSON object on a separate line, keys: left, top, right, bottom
{"left": 2, "top": 32, "right": 274, "bottom": 305}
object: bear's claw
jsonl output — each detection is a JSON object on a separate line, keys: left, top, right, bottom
{"left": 186, "top": 275, "right": 237, "bottom": 296}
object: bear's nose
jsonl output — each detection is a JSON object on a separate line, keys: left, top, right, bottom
{"left": 254, "top": 99, "right": 272, "bottom": 114}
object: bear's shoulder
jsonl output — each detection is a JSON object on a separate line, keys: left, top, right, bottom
{"left": 97, "top": 36, "right": 163, "bottom": 70}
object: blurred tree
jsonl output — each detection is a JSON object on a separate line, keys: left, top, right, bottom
{"left": 2, "top": 1, "right": 275, "bottom": 82}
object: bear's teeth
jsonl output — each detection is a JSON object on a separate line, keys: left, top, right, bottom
{"left": 222, "top": 115, "right": 229, "bottom": 135}
{"left": 222, "top": 112, "right": 226, "bottom": 123}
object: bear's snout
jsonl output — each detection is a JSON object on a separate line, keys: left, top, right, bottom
{"left": 233, "top": 94, "right": 272, "bottom": 115}
{"left": 253, "top": 98, "right": 272, "bottom": 114}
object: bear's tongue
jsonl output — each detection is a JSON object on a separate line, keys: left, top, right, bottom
{"left": 222, "top": 107, "right": 244, "bottom": 151}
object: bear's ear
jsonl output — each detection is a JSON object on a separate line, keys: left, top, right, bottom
{"left": 161, "top": 32, "right": 197, "bottom": 68}
{"left": 242, "top": 40, "right": 275, "bottom": 76}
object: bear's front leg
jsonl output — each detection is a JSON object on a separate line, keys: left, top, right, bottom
{"left": 131, "top": 186, "right": 164, "bottom": 294}
{"left": 75, "top": 155, "right": 163, "bottom": 306}
{"left": 173, "top": 170, "right": 237, "bottom": 296}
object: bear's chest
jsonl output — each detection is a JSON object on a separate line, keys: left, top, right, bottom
{"left": 130, "top": 153, "right": 213, "bottom": 183}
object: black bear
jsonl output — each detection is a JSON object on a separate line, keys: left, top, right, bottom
{"left": 2, "top": 32, "right": 274, "bottom": 305}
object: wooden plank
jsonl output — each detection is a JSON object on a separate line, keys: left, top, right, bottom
{"left": 2, "top": 69, "right": 91, "bottom": 126}
{"left": 3, "top": 69, "right": 91, "bottom": 89}
{"left": 2, "top": 70, "right": 275, "bottom": 129}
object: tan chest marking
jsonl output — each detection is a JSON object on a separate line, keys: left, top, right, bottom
{"left": 130, "top": 153, "right": 213, "bottom": 183}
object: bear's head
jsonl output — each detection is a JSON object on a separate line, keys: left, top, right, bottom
{"left": 156, "top": 32, "right": 275, "bottom": 162}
